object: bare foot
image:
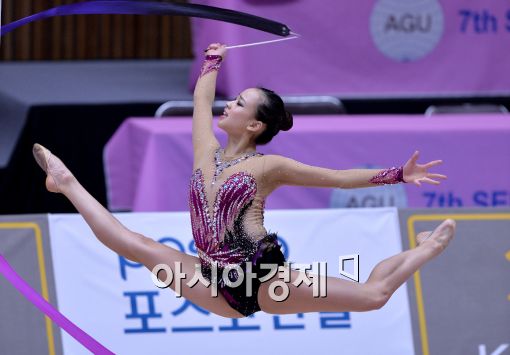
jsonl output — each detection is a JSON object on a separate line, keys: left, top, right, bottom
{"left": 419, "top": 219, "right": 456, "bottom": 256}
{"left": 32, "top": 143, "right": 74, "bottom": 193}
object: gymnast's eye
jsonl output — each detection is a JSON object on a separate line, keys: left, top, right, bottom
{"left": 236, "top": 95, "right": 245, "bottom": 107}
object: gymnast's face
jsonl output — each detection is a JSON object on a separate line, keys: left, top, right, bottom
{"left": 218, "top": 88, "right": 265, "bottom": 138}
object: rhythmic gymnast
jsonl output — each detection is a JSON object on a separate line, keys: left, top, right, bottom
{"left": 33, "top": 43, "right": 455, "bottom": 318}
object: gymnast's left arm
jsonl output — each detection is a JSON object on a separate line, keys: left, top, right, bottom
{"left": 263, "top": 151, "right": 447, "bottom": 190}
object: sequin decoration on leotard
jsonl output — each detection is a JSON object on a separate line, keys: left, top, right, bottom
{"left": 189, "top": 169, "right": 260, "bottom": 271}
{"left": 188, "top": 149, "right": 286, "bottom": 316}
{"left": 212, "top": 148, "right": 260, "bottom": 186}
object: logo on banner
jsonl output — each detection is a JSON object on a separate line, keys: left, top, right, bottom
{"left": 370, "top": 0, "right": 444, "bottom": 62}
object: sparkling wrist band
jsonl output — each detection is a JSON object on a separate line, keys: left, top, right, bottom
{"left": 199, "top": 54, "right": 223, "bottom": 78}
{"left": 369, "top": 166, "right": 405, "bottom": 185}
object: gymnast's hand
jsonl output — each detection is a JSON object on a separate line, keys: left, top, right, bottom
{"left": 204, "top": 43, "right": 227, "bottom": 59}
{"left": 403, "top": 151, "right": 447, "bottom": 186}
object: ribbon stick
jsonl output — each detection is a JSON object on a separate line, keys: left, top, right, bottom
{"left": 1, "top": 0, "right": 292, "bottom": 37}
{"left": 0, "top": 254, "right": 115, "bottom": 355}
{"left": 226, "top": 33, "right": 300, "bottom": 50}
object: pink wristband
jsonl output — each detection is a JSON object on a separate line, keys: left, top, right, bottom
{"left": 199, "top": 55, "right": 223, "bottom": 78}
{"left": 369, "top": 166, "right": 406, "bottom": 185}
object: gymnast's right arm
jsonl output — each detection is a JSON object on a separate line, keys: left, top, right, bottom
{"left": 262, "top": 154, "right": 404, "bottom": 190}
{"left": 192, "top": 43, "right": 225, "bottom": 160}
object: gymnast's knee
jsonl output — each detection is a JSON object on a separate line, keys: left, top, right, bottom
{"left": 362, "top": 283, "right": 391, "bottom": 311}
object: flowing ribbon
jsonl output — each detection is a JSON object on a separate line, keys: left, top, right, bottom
{"left": 0, "top": 254, "right": 115, "bottom": 354}
{"left": 0, "top": 0, "right": 292, "bottom": 37}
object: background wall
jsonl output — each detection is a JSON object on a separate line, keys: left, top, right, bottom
{"left": 0, "top": 0, "right": 192, "bottom": 60}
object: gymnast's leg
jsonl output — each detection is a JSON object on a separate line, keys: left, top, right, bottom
{"left": 258, "top": 219, "right": 456, "bottom": 314}
{"left": 32, "top": 143, "right": 243, "bottom": 318}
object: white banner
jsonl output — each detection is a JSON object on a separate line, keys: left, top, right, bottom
{"left": 48, "top": 208, "right": 414, "bottom": 355}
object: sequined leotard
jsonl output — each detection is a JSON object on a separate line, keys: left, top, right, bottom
{"left": 188, "top": 147, "right": 285, "bottom": 316}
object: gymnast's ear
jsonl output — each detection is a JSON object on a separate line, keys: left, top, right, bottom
{"left": 247, "top": 120, "right": 265, "bottom": 133}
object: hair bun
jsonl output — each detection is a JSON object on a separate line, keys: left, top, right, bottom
{"left": 279, "top": 111, "right": 293, "bottom": 132}
{"left": 255, "top": 87, "right": 293, "bottom": 145}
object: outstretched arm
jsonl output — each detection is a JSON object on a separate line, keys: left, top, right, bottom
{"left": 192, "top": 43, "right": 226, "bottom": 159}
{"left": 264, "top": 151, "right": 446, "bottom": 190}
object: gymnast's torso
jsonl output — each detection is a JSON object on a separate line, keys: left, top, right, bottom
{"left": 188, "top": 145, "right": 286, "bottom": 316}
{"left": 188, "top": 146, "right": 275, "bottom": 274}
